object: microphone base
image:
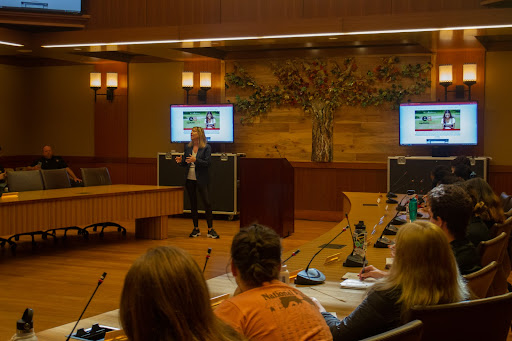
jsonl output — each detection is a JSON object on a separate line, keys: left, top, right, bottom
{"left": 382, "top": 225, "right": 399, "bottom": 236}
{"left": 386, "top": 198, "right": 398, "bottom": 204}
{"left": 343, "top": 254, "right": 368, "bottom": 267}
{"left": 396, "top": 205, "right": 407, "bottom": 212}
{"left": 374, "top": 236, "right": 395, "bottom": 248}
{"left": 295, "top": 268, "right": 326, "bottom": 285}
{"left": 390, "top": 217, "right": 407, "bottom": 225}
{"left": 387, "top": 192, "right": 398, "bottom": 198}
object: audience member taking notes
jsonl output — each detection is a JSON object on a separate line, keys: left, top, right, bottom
{"left": 214, "top": 224, "right": 332, "bottom": 341}
{"left": 316, "top": 221, "right": 469, "bottom": 341}
{"left": 120, "top": 246, "right": 244, "bottom": 341}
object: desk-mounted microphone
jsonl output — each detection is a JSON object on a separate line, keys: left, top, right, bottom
{"left": 295, "top": 216, "right": 350, "bottom": 285}
{"left": 203, "top": 248, "right": 212, "bottom": 273}
{"left": 282, "top": 249, "right": 300, "bottom": 264}
{"left": 66, "top": 272, "right": 107, "bottom": 341}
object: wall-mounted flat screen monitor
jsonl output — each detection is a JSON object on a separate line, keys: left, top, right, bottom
{"left": 399, "top": 101, "right": 478, "bottom": 146}
{"left": 0, "top": 0, "right": 81, "bottom": 13}
{"left": 170, "top": 104, "right": 234, "bottom": 143}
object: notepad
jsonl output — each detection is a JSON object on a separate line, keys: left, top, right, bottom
{"left": 341, "top": 272, "right": 377, "bottom": 282}
{"left": 340, "top": 279, "right": 375, "bottom": 289}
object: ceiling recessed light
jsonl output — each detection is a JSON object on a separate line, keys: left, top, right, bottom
{"left": 328, "top": 37, "right": 338, "bottom": 40}
{"left": 17, "top": 49, "right": 32, "bottom": 53}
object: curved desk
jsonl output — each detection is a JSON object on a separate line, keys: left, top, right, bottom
{"left": 37, "top": 192, "right": 401, "bottom": 340}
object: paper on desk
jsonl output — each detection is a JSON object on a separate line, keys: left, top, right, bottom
{"left": 340, "top": 279, "right": 375, "bottom": 289}
{"left": 341, "top": 272, "right": 376, "bottom": 282}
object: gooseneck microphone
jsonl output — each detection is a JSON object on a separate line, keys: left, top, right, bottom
{"left": 387, "top": 171, "right": 408, "bottom": 201}
{"left": 203, "top": 248, "right": 212, "bottom": 273}
{"left": 295, "top": 215, "right": 350, "bottom": 285}
{"left": 66, "top": 272, "right": 107, "bottom": 341}
{"left": 282, "top": 249, "right": 300, "bottom": 264}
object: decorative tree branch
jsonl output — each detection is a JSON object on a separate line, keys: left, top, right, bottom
{"left": 226, "top": 57, "right": 431, "bottom": 162}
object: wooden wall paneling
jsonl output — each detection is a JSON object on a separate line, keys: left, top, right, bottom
{"left": 183, "top": 59, "right": 223, "bottom": 104}
{"left": 127, "top": 158, "right": 157, "bottom": 185}
{"left": 391, "top": 0, "right": 482, "bottom": 13}
{"left": 220, "top": 0, "right": 260, "bottom": 23}
{"left": 488, "top": 165, "right": 512, "bottom": 197}
{"left": 94, "top": 62, "right": 128, "bottom": 158}
{"left": 86, "top": 0, "right": 147, "bottom": 29}
{"left": 435, "top": 49, "right": 485, "bottom": 156}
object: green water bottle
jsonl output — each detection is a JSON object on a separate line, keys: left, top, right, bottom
{"left": 409, "top": 197, "right": 418, "bottom": 222}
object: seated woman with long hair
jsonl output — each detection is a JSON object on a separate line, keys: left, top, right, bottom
{"left": 462, "top": 177, "right": 505, "bottom": 230}
{"left": 317, "top": 221, "right": 469, "bottom": 341}
{"left": 214, "top": 224, "right": 332, "bottom": 341}
{"left": 120, "top": 246, "right": 244, "bottom": 341}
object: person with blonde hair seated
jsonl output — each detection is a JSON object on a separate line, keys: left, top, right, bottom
{"left": 120, "top": 246, "right": 244, "bottom": 341}
{"left": 317, "top": 221, "right": 469, "bottom": 341}
{"left": 215, "top": 224, "right": 332, "bottom": 341}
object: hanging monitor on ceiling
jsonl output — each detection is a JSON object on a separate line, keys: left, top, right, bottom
{"left": 0, "top": 0, "right": 81, "bottom": 14}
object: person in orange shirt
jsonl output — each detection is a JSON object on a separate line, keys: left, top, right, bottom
{"left": 214, "top": 224, "right": 332, "bottom": 341}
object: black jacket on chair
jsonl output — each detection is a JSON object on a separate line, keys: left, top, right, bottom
{"left": 179, "top": 144, "right": 211, "bottom": 186}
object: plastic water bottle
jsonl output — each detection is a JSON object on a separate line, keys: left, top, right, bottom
{"left": 279, "top": 264, "right": 290, "bottom": 284}
{"left": 11, "top": 308, "right": 38, "bottom": 341}
{"left": 409, "top": 196, "right": 418, "bottom": 222}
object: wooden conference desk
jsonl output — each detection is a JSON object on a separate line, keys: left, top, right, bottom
{"left": 37, "top": 192, "right": 399, "bottom": 340}
{"left": 0, "top": 185, "right": 184, "bottom": 239}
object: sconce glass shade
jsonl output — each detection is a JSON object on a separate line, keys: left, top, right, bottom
{"left": 90, "top": 72, "right": 101, "bottom": 88}
{"left": 439, "top": 65, "right": 453, "bottom": 84}
{"left": 106, "top": 72, "right": 118, "bottom": 88}
{"left": 200, "top": 72, "right": 212, "bottom": 89}
{"left": 182, "top": 71, "right": 194, "bottom": 88}
{"left": 463, "top": 63, "right": 477, "bottom": 82}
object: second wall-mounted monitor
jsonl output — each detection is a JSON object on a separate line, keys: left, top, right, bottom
{"left": 399, "top": 101, "right": 478, "bottom": 146}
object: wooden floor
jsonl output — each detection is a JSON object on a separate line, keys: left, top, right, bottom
{"left": 0, "top": 217, "right": 335, "bottom": 340}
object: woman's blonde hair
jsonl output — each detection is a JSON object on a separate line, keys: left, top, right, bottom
{"left": 188, "top": 126, "right": 207, "bottom": 149}
{"left": 373, "top": 221, "right": 468, "bottom": 320}
{"left": 120, "top": 246, "right": 243, "bottom": 341}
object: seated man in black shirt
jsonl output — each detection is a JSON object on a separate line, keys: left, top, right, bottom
{"left": 426, "top": 184, "right": 481, "bottom": 275}
{"left": 27, "top": 145, "right": 82, "bottom": 184}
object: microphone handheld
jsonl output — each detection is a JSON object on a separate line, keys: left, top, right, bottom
{"left": 295, "top": 216, "right": 350, "bottom": 285}
{"left": 66, "top": 272, "right": 107, "bottom": 341}
{"left": 282, "top": 249, "right": 300, "bottom": 264}
{"left": 203, "top": 248, "right": 212, "bottom": 273}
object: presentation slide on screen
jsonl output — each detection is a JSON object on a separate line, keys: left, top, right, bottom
{"left": 0, "top": 0, "right": 81, "bottom": 11}
{"left": 400, "top": 102, "right": 477, "bottom": 145}
{"left": 171, "top": 105, "right": 234, "bottom": 143}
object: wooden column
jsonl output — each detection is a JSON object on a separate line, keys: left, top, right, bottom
{"left": 93, "top": 62, "right": 129, "bottom": 183}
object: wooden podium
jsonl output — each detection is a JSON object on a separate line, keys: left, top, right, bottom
{"left": 239, "top": 158, "right": 294, "bottom": 237}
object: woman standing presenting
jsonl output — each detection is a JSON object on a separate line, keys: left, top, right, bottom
{"left": 175, "top": 126, "right": 219, "bottom": 239}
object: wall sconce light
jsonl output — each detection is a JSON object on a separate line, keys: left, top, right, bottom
{"left": 182, "top": 71, "right": 211, "bottom": 104}
{"left": 439, "top": 64, "right": 477, "bottom": 101}
{"left": 90, "top": 72, "right": 118, "bottom": 102}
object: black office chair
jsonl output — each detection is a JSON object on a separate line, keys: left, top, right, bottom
{"left": 5, "top": 170, "right": 57, "bottom": 251}
{"left": 80, "top": 167, "right": 126, "bottom": 237}
{"left": 40, "top": 169, "right": 88, "bottom": 240}
{"left": 410, "top": 292, "right": 512, "bottom": 341}
{"left": 6, "top": 170, "right": 44, "bottom": 192}
{"left": 360, "top": 320, "right": 423, "bottom": 341}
